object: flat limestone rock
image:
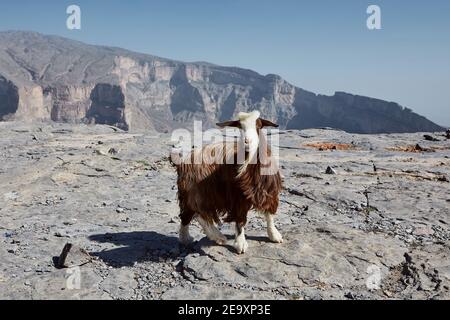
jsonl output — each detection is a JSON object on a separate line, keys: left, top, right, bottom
{"left": 181, "top": 224, "right": 408, "bottom": 296}
{"left": 0, "top": 124, "right": 449, "bottom": 300}
{"left": 161, "top": 284, "right": 283, "bottom": 300}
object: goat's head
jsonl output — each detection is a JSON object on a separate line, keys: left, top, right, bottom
{"left": 217, "top": 111, "right": 278, "bottom": 153}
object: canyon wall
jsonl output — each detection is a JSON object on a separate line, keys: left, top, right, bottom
{"left": 0, "top": 31, "right": 444, "bottom": 133}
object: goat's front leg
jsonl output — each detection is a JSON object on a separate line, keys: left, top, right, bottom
{"left": 265, "top": 213, "right": 283, "bottom": 243}
{"left": 234, "top": 223, "right": 249, "bottom": 254}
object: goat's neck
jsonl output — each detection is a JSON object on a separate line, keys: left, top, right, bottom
{"left": 237, "top": 134, "right": 271, "bottom": 179}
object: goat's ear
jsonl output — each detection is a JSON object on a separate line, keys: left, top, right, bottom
{"left": 259, "top": 118, "right": 279, "bottom": 128}
{"left": 216, "top": 120, "right": 241, "bottom": 128}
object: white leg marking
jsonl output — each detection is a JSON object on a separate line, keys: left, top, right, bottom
{"left": 265, "top": 213, "right": 283, "bottom": 243}
{"left": 234, "top": 224, "right": 249, "bottom": 254}
{"left": 196, "top": 216, "right": 227, "bottom": 245}
{"left": 179, "top": 224, "right": 194, "bottom": 245}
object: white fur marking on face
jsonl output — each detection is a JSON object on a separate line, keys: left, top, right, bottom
{"left": 238, "top": 111, "right": 260, "bottom": 121}
{"left": 234, "top": 225, "right": 249, "bottom": 254}
{"left": 236, "top": 111, "right": 260, "bottom": 177}
{"left": 265, "top": 213, "right": 283, "bottom": 243}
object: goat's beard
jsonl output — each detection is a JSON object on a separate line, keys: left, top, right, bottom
{"left": 237, "top": 144, "right": 259, "bottom": 178}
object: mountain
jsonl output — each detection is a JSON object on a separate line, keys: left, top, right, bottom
{"left": 0, "top": 31, "right": 444, "bottom": 133}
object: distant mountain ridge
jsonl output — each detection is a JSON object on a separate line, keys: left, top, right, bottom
{"left": 0, "top": 31, "right": 444, "bottom": 133}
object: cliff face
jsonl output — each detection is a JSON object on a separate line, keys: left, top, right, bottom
{"left": 288, "top": 91, "right": 442, "bottom": 134}
{"left": 0, "top": 76, "right": 19, "bottom": 120}
{"left": 0, "top": 31, "right": 444, "bottom": 133}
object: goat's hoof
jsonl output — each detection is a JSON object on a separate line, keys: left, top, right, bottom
{"left": 214, "top": 234, "right": 228, "bottom": 245}
{"left": 179, "top": 234, "right": 194, "bottom": 246}
{"left": 268, "top": 230, "right": 284, "bottom": 243}
{"left": 234, "top": 239, "right": 249, "bottom": 254}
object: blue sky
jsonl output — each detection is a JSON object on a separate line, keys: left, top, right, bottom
{"left": 1, "top": 0, "right": 449, "bottom": 126}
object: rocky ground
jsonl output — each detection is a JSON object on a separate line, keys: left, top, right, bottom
{"left": 0, "top": 121, "right": 449, "bottom": 300}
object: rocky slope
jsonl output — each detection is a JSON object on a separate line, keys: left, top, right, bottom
{"left": 0, "top": 122, "right": 449, "bottom": 300}
{"left": 0, "top": 31, "right": 444, "bottom": 133}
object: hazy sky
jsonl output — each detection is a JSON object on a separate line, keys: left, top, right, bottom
{"left": 1, "top": 0, "right": 449, "bottom": 126}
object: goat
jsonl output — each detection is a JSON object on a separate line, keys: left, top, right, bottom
{"left": 172, "top": 111, "right": 283, "bottom": 254}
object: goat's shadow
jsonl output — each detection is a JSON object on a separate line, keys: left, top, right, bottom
{"left": 88, "top": 231, "right": 181, "bottom": 267}
{"left": 88, "top": 231, "right": 273, "bottom": 268}
{"left": 88, "top": 231, "right": 226, "bottom": 268}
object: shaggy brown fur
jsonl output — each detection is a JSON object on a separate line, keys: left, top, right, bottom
{"left": 173, "top": 134, "right": 282, "bottom": 228}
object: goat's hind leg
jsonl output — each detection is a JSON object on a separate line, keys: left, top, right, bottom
{"left": 179, "top": 209, "right": 195, "bottom": 245}
{"left": 196, "top": 215, "right": 227, "bottom": 245}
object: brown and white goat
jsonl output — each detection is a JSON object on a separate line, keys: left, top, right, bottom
{"left": 172, "top": 111, "right": 283, "bottom": 254}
